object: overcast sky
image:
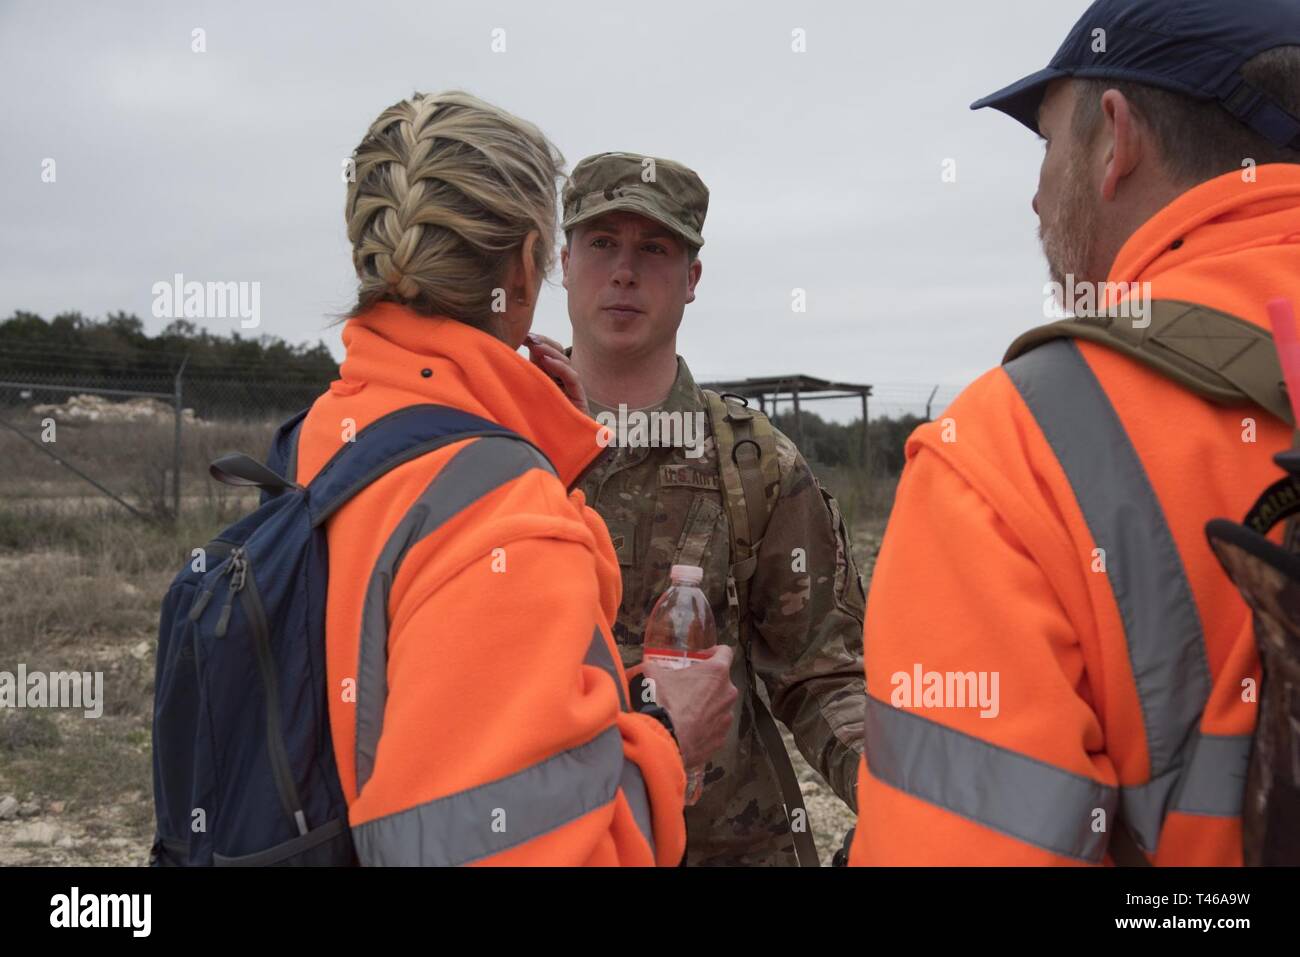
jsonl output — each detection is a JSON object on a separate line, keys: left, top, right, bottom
{"left": 0, "top": 0, "right": 1087, "bottom": 420}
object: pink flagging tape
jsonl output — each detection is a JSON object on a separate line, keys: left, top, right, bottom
{"left": 1267, "top": 297, "right": 1300, "bottom": 425}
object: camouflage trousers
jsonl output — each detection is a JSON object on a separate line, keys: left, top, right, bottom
{"left": 681, "top": 693, "right": 801, "bottom": 867}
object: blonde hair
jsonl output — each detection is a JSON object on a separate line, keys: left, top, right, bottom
{"left": 344, "top": 91, "right": 565, "bottom": 329}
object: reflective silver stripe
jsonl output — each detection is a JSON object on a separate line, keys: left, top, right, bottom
{"left": 1006, "top": 340, "right": 1211, "bottom": 773}
{"left": 1169, "top": 733, "right": 1251, "bottom": 816}
{"left": 352, "top": 725, "right": 625, "bottom": 866}
{"left": 585, "top": 626, "right": 629, "bottom": 711}
{"left": 355, "top": 435, "right": 556, "bottom": 791}
{"left": 865, "top": 696, "right": 1115, "bottom": 863}
{"left": 585, "top": 632, "right": 652, "bottom": 850}
{"left": 1005, "top": 340, "right": 1223, "bottom": 851}
{"left": 1115, "top": 767, "right": 1181, "bottom": 850}
{"left": 1119, "top": 734, "right": 1252, "bottom": 842}
{"left": 619, "top": 760, "right": 656, "bottom": 857}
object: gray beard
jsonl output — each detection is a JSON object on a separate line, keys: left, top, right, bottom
{"left": 1040, "top": 160, "right": 1098, "bottom": 309}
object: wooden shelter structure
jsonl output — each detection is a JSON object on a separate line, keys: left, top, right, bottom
{"left": 700, "top": 374, "right": 873, "bottom": 472}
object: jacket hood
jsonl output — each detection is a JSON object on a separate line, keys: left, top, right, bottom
{"left": 337, "top": 303, "right": 606, "bottom": 487}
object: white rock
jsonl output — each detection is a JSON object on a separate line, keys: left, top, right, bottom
{"left": 12, "top": 821, "right": 62, "bottom": 845}
{"left": 130, "top": 640, "right": 150, "bottom": 659}
{"left": 0, "top": 795, "right": 17, "bottom": 820}
{"left": 17, "top": 801, "right": 40, "bottom": 818}
{"left": 55, "top": 835, "right": 75, "bottom": 849}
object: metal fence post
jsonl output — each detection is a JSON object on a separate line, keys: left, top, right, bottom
{"left": 173, "top": 354, "right": 189, "bottom": 521}
{"left": 862, "top": 390, "right": 871, "bottom": 502}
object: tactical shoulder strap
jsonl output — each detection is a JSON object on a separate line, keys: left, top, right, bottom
{"left": 703, "top": 391, "right": 780, "bottom": 586}
{"left": 1003, "top": 300, "right": 1294, "bottom": 427}
{"left": 703, "top": 390, "right": 819, "bottom": 867}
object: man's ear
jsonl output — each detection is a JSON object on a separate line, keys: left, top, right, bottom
{"left": 685, "top": 258, "right": 702, "bottom": 305}
{"left": 560, "top": 243, "right": 570, "bottom": 290}
{"left": 1100, "top": 89, "right": 1142, "bottom": 203}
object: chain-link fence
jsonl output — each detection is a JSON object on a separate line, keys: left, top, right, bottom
{"left": 0, "top": 352, "right": 329, "bottom": 521}
{"left": 1, "top": 344, "right": 963, "bottom": 529}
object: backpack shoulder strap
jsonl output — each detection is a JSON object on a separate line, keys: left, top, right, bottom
{"left": 213, "top": 404, "right": 554, "bottom": 523}
{"left": 267, "top": 407, "right": 310, "bottom": 485}
{"left": 303, "top": 404, "right": 555, "bottom": 527}
{"left": 1004, "top": 300, "right": 1294, "bottom": 427}
{"left": 703, "top": 389, "right": 819, "bottom": 866}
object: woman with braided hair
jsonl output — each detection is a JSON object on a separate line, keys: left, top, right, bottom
{"left": 291, "top": 91, "right": 736, "bottom": 865}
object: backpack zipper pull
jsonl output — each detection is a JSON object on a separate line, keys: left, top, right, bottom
{"left": 190, "top": 547, "right": 244, "bottom": 625}
{"left": 230, "top": 554, "right": 248, "bottom": 593}
{"left": 214, "top": 551, "right": 247, "bottom": 638}
{"left": 214, "top": 598, "right": 234, "bottom": 638}
{"left": 188, "top": 588, "right": 214, "bottom": 621}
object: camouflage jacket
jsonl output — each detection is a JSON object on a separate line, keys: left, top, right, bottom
{"left": 580, "top": 357, "right": 866, "bottom": 866}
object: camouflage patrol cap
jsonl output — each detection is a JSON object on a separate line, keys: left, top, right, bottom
{"left": 562, "top": 152, "right": 708, "bottom": 249}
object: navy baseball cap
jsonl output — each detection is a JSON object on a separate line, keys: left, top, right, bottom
{"left": 971, "top": 0, "right": 1300, "bottom": 150}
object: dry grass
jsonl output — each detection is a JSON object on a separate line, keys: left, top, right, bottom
{"left": 814, "top": 465, "right": 897, "bottom": 532}
{"left": 0, "top": 498, "right": 254, "bottom": 865}
{"left": 0, "top": 412, "right": 278, "bottom": 514}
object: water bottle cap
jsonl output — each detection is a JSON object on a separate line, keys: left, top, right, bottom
{"left": 669, "top": 564, "right": 704, "bottom": 585}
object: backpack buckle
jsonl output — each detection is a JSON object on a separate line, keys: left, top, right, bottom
{"left": 725, "top": 574, "right": 740, "bottom": 612}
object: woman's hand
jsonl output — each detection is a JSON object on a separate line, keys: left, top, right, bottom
{"left": 524, "top": 332, "right": 589, "bottom": 417}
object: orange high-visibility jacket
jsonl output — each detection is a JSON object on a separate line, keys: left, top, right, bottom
{"left": 294, "top": 302, "right": 686, "bottom": 866}
{"left": 853, "top": 165, "right": 1300, "bottom": 866}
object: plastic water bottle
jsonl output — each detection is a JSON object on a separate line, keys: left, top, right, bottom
{"left": 643, "top": 564, "right": 717, "bottom": 805}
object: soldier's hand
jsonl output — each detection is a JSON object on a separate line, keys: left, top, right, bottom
{"left": 524, "top": 333, "right": 589, "bottom": 416}
{"left": 642, "top": 645, "right": 739, "bottom": 771}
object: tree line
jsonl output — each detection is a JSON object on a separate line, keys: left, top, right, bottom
{"left": 0, "top": 311, "right": 336, "bottom": 418}
{"left": 0, "top": 310, "right": 336, "bottom": 382}
{"left": 770, "top": 410, "right": 927, "bottom": 476}
{"left": 0, "top": 310, "right": 927, "bottom": 471}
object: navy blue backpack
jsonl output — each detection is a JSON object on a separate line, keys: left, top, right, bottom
{"left": 151, "top": 404, "right": 543, "bottom": 865}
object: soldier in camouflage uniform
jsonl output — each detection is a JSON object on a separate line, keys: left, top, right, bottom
{"left": 545, "top": 152, "right": 866, "bottom": 866}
